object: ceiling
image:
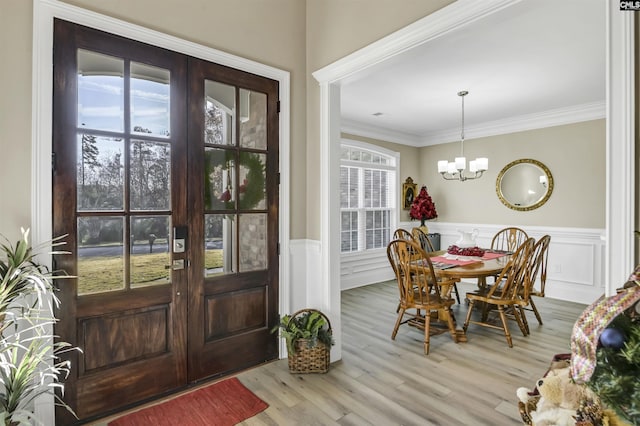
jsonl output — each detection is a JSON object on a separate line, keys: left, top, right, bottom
{"left": 339, "top": 0, "right": 606, "bottom": 147}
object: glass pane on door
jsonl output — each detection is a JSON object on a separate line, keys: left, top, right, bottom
{"left": 238, "top": 152, "right": 266, "bottom": 210}
{"left": 77, "top": 216, "right": 124, "bottom": 295}
{"left": 130, "top": 215, "right": 171, "bottom": 288}
{"left": 130, "top": 62, "right": 171, "bottom": 138}
{"left": 130, "top": 140, "right": 171, "bottom": 210}
{"left": 204, "top": 80, "right": 235, "bottom": 146}
{"left": 77, "top": 134, "right": 124, "bottom": 211}
{"left": 239, "top": 89, "right": 267, "bottom": 150}
{"left": 77, "top": 49, "right": 124, "bottom": 133}
{"left": 239, "top": 213, "right": 267, "bottom": 272}
{"left": 204, "top": 214, "right": 236, "bottom": 277}
{"left": 204, "top": 148, "right": 236, "bottom": 210}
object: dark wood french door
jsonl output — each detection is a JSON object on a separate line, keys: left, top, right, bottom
{"left": 52, "top": 19, "right": 279, "bottom": 424}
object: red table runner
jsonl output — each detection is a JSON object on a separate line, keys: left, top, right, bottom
{"left": 430, "top": 250, "right": 508, "bottom": 266}
{"left": 482, "top": 251, "right": 508, "bottom": 260}
{"left": 430, "top": 256, "right": 481, "bottom": 266}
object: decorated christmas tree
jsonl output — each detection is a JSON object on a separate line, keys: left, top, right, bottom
{"left": 409, "top": 186, "right": 438, "bottom": 227}
{"left": 572, "top": 264, "right": 640, "bottom": 425}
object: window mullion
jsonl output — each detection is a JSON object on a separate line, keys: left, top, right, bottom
{"left": 358, "top": 167, "right": 366, "bottom": 252}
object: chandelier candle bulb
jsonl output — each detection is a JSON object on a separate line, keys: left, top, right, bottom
{"left": 476, "top": 157, "right": 488, "bottom": 171}
{"left": 455, "top": 157, "right": 466, "bottom": 171}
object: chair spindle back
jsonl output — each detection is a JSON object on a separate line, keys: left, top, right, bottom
{"left": 491, "top": 227, "right": 529, "bottom": 253}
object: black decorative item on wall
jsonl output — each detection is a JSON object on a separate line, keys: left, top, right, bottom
{"left": 402, "top": 177, "right": 417, "bottom": 210}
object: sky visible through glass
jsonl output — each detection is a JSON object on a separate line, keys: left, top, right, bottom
{"left": 78, "top": 74, "right": 170, "bottom": 136}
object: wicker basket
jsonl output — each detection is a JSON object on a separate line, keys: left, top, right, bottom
{"left": 518, "top": 395, "right": 540, "bottom": 425}
{"left": 286, "top": 309, "right": 331, "bottom": 374}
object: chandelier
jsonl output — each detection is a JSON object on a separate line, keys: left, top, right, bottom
{"left": 437, "top": 90, "right": 488, "bottom": 181}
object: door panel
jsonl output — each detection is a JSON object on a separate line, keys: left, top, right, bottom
{"left": 187, "top": 58, "right": 279, "bottom": 380}
{"left": 53, "top": 19, "right": 279, "bottom": 424}
{"left": 53, "top": 19, "right": 189, "bottom": 423}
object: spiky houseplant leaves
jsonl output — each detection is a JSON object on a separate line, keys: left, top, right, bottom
{"left": 271, "top": 310, "right": 334, "bottom": 355}
{"left": 0, "top": 228, "right": 68, "bottom": 317}
{"left": 0, "top": 228, "right": 79, "bottom": 425}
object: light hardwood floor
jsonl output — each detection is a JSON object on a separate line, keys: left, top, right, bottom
{"left": 95, "top": 280, "right": 587, "bottom": 425}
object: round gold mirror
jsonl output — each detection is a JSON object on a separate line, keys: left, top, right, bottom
{"left": 496, "top": 159, "right": 553, "bottom": 211}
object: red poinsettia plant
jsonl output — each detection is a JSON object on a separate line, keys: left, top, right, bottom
{"left": 409, "top": 186, "right": 438, "bottom": 225}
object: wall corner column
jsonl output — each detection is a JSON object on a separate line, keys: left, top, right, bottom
{"left": 606, "top": 0, "right": 635, "bottom": 294}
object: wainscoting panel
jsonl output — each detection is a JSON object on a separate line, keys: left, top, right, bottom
{"left": 340, "top": 249, "right": 395, "bottom": 290}
{"left": 289, "top": 239, "right": 322, "bottom": 311}
{"left": 339, "top": 222, "right": 606, "bottom": 305}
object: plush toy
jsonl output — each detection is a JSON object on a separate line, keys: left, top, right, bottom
{"left": 517, "top": 366, "right": 594, "bottom": 426}
{"left": 517, "top": 365, "right": 631, "bottom": 426}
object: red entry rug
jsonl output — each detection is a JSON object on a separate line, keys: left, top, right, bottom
{"left": 109, "top": 378, "right": 268, "bottom": 426}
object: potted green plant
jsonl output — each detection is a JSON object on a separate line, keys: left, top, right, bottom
{"left": 272, "top": 309, "right": 334, "bottom": 374}
{"left": 0, "top": 228, "right": 78, "bottom": 425}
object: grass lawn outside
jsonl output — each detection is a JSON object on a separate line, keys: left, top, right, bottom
{"left": 78, "top": 250, "right": 223, "bottom": 294}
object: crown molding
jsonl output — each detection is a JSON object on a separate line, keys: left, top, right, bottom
{"left": 421, "top": 101, "right": 605, "bottom": 145}
{"left": 341, "top": 119, "right": 422, "bottom": 146}
{"left": 341, "top": 101, "right": 605, "bottom": 147}
{"left": 313, "top": 0, "right": 522, "bottom": 84}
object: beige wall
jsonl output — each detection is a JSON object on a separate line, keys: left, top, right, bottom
{"left": 305, "top": 0, "right": 454, "bottom": 239}
{"left": 342, "top": 133, "right": 421, "bottom": 222}
{"left": 345, "top": 120, "right": 606, "bottom": 229}
{"left": 0, "top": 0, "right": 34, "bottom": 242}
{"left": 0, "top": 0, "right": 308, "bottom": 238}
{"left": 419, "top": 119, "right": 606, "bottom": 228}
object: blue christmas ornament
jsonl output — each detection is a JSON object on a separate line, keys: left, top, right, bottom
{"left": 599, "top": 328, "right": 626, "bottom": 349}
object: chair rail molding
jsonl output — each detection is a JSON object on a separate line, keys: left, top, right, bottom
{"left": 340, "top": 221, "right": 607, "bottom": 305}
{"left": 395, "top": 222, "right": 606, "bottom": 305}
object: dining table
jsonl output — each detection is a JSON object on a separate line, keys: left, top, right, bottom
{"left": 429, "top": 249, "right": 512, "bottom": 290}
{"left": 431, "top": 250, "right": 512, "bottom": 335}
{"left": 405, "top": 248, "right": 512, "bottom": 342}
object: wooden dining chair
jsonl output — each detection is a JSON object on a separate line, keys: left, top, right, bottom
{"left": 483, "top": 226, "right": 530, "bottom": 287}
{"left": 387, "top": 228, "right": 420, "bottom": 314}
{"left": 411, "top": 227, "right": 461, "bottom": 305}
{"left": 410, "top": 227, "right": 435, "bottom": 252}
{"left": 491, "top": 227, "right": 529, "bottom": 253}
{"left": 387, "top": 237, "right": 405, "bottom": 301}
{"left": 462, "top": 237, "right": 534, "bottom": 348}
{"left": 393, "top": 228, "right": 413, "bottom": 241}
{"left": 518, "top": 235, "right": 551, "bottom": 329}
{"left": 388, "top": 239, "right": 459, "bottom": 354}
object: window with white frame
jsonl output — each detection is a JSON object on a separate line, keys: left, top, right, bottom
{"left": 340, "top": 141, "right": 397, "bottom": 253}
